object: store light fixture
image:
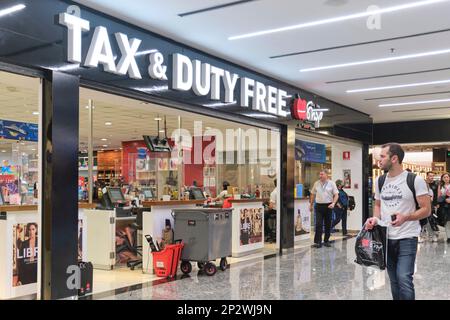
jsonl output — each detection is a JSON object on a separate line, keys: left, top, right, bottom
{"left": 154, "top": 117, "right": 162, "bottom": 121}
{"left": 32, "top": 111, "right": 39, "bottom": 115}
{"left": 1, "top": 150, "right": 6, "bottom": 153}
{"left": 102, "top": 145, "right": 108, "bottom": 147}
{"left": 101, "top": 138, "right": 107, "bottom": 141}
{"left": 301, "top": 48, "right": 450, "bottom": 72}
{"left": 105, "top": 122, "right": 112, "bottom": 126}
{"left": 0, "top": 4, "right": 26, "bottom": 18}
{"left": 379, "top": 98, "right": 450, "bottom": 107}
{"left": 347, "top": 79, "right": 450, "bottom": 93}
{"left": 228, "top": 0, "right": 449, "bottom": 40}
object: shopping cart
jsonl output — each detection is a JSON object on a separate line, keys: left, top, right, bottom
{"left": 150, "top": 239, "right": 184, "bottom": 278}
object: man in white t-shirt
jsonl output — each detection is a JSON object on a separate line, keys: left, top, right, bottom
{"left": 310, "top": 171, "right": 339, "bottom": 248}
{"left": 366, "top": 143, "right": 430, "bottom": 300}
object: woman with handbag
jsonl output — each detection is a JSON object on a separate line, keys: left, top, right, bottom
{"left": 437, "top": 173, "right": 450, "bottom": 243}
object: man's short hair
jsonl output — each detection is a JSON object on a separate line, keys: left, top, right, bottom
{"left": 381, "top": 143, "right": 405, "bottom": 164}
{"left": 426, "top": 171, "right": 434, "bottom": 176}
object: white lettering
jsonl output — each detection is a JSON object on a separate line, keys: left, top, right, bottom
{"left": 114, "top": 33, "right": 142, "bottom": 79}
{"left": 276, "top": 89, "right": 288, "bottom": 117}
{"left": 192, "top": 60, "right": 211, "bottom": 96}
{"left": 240, "top": 77, "right": 254, "bottom": 108}
{"left": 210, "top": 66, "right": 225, "bottom": 100}
{"left": 172, "top": 53, "right": 193, "bottom": 91}
{"left": 253, "top": 81, "right": 267, "bottom": 112}
{"left": 266, "top": 86, "right": 277, "bottom": 115}
{"left": 84, "top": 26, "right": 117, "bottom": 73}
{"left": 58, "top": 13, "right": 90, "bottom": 63}
{"left": 223, "top": 71, "right": 238, "bottom": 103}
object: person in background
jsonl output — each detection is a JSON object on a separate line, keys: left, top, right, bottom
{"left": 334, "top": 179, "right": 349, "bottom": 236}
{"left": 420, "top": 171, "right": 439, "bottom": 242}
{"left": 310, "top": 171, "right": 339, "bottom": 248}
{"left": 366, "top": 143, "right": 430, "bottom": 300}
{"left": 269, "top": 179, "right": 277, "bottom": 210}
{"left": 211, "top": 181, "right": 230, "bottom": 204}
{"left": 437, "top": 172, "right": 450, "bottom": 243}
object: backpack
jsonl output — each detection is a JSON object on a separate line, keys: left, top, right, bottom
{"left": 348, "top": 196, "right": 356, "bottom": 211}
{"left": 378, "top": 172, "right": 427, "bottom": 227}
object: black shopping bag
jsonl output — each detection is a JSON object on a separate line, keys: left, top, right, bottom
{"left": 354, "top": 225, "right": 387, "bottom": 270}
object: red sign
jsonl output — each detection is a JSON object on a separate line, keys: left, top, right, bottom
{"left": 291, "top": 98, "right": 307, "bottom": 120}
{"left": 343, "top": 151, "right": 351, "bottom": 160}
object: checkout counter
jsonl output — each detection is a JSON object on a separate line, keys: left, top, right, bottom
{"left": 0, "top": 202, "right": 96, "bottom": 300}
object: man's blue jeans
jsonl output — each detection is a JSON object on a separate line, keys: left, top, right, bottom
{"left": 386, "top": 237, "right": 418, "bottom": 300}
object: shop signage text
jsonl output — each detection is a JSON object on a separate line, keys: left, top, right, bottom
{"left": 291, "top": 98, "right": 325, "bottom": 127}
{"left": 58, "top": 12, "right": 289, "bottom": 118}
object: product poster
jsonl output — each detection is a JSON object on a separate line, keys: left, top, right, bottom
{"left": 294, "top": 201, "right": 311, "bottom": 240}
{"left": 136, "top": 158, "right": 146, "bottom": 171}
{"left": 115, "top": 220, "right": 139, "bottom": 265}
{"left": 240, "top": 208, "right": 263, "bottom": 246}
{"left": 0, "top": 174, "right": 20, "bottom": 205}
{"left": 0, "top": 120, "right": 38, "bottom": 142}
{"left": 343, "top": 169, "right": 351, "bottom": 189}
{"left": 12, "top": 223, "right": 38, "bottom": 287}
{"left": 78, "top": 219, "right": 83, "bottom": 262}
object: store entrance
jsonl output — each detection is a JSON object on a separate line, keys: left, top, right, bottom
{"left": 77, "top": 87, "right": 280, "bottom": 295}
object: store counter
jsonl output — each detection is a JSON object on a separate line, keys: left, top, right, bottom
{"left": 229, "top": 199, "right": 268, "bottom": 257}
{"left": 294, "top": 197, "right": 311, "bottom": 242}
{"left": 0, "top": 203, "right": 93, "bottom": 299}
{"left": 141, "top": 200, "right": 205, "bottom": 274}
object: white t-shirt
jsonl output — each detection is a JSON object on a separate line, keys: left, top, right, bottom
{"left": 374, "top": 171, "right": 428, "bottom": 240}
{"left": 311, "top": 180, "right": 338, "bottom": 204}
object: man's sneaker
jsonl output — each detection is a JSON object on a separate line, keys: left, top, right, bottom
{"left": 323, "top": 242, "right": 332, "bottom": 247}
{"left": 313, "top": 243, "right": 322, "bottom": 248}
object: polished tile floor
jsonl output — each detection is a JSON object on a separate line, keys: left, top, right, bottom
{"left": 97, "top": 234, "right": 450, "bottom": 300}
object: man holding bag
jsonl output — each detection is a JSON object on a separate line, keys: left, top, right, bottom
{"left": 365, "top": 143, "right": 430, "bottom": 300}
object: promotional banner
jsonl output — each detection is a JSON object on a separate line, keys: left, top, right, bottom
{"left": 13, "top": 222, "right": 38, "bottom": 287}
{"left": 295, "top": 140, "right": 326, "bottom": 163}
{"left": 0, "top": 173, "right": 20, "bottom": 205}
{"left": 240, "top": 208, "right": 263, "bottom": 246}
{"left": 0, "top": 120, "right": 38, "bottom": 142}
{"left": 294, "top": 201, "right": 311, "bottom": 241}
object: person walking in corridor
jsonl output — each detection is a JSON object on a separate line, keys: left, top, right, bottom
{"left": 310, "top": 170, "right": 339, "bottom": 248}
{"left": 365, "top": 143, "right": 430, "bottom": 300}
{"left": 437, "top": 172, "right": 450, "bottom": 243}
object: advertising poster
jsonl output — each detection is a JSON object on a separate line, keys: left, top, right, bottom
{"left": 13, "top": 223, "right": 38, "bottom": 287}
{"left": 294, "top": 201, "right": 311, "bottom": 240}
{"left": 295, "top": 140, "right": 326, "bottom": 163}
{"left": 0, "top": 120, "right": 38, "bottom": 142}
{"left": 240, "top": 208, "right": 263, "bottom": 246}
{"left": 343, "top": 169, "right": 351, "bottom": 189}
{"left": 0, "top": 173, "right": 20, "bottom": 205}
{"left": 115, "top": 220, "right": 139, "bottom": 265}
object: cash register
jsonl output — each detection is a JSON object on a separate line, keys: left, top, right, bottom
{"left": 140, "top": 187, "right": 155, "bottom": 201}
{"left": 101, "top": 187, "right": 132, "bottom": 217}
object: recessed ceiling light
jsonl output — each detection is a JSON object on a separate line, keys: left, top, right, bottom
{"left": 0, "top": 4, "right": 26, "bottom": 18}
{"left": 154, "top": 117, "right": 162, "bottom": 121}
{"left": 229, "top": 0, "right": 449, "bottom": 40}
{"left": 1, "top": 150, "right": 6, "bottom": 153}
{"left": 159, "top": 130, "right": 165, "bottom": 133}
{"left": 102, "top": 145, "right": 108, "bottom": 147}
{"left": 347, "top": 79, "right": 450, "bottom": 93}
{"left": 105, "top": 122, "right": 112, "bottom": 126}
{"left": 101, "top": 138, "right": 107, "bottom": 141}
{"left": 32, "top": 111, "right": 39, "bottom": 115}
{"left": 379, "top": 98, "right": 450, "bottom": 107}
{"left": 301, "top": 48, "right": 450, "bottom": 72}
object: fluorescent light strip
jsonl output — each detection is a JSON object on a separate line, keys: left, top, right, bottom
{"left": 300, "top": 48, "right": 450, "bottom": 72}
{"left": 379, "top": 98, "right": 450, "bottom": 107}
{"left": 347, "top": 79, "right": 450, "bottom": 93}
{"left": 228, "top": 0, "right": 449, "bottom": 40}
{"left": 0, "top": 4, "right": 26, "bottom": 17}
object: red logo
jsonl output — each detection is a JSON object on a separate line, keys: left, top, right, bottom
{"left": 291, "top": 98, "right": 307, "bottom": 120}
{"left": 343, "top": 151, "right": 350, "bottom": 160}
{"left": 362, "top": 239, "right": 370, "bottom": 247}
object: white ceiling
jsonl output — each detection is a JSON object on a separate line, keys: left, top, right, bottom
{"left": 75, "top": 0, "right": 450, "bottom": 123}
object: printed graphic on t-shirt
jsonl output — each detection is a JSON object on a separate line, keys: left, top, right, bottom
{"left": 381, "top": 183, "right": 403, "bottom": 208}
